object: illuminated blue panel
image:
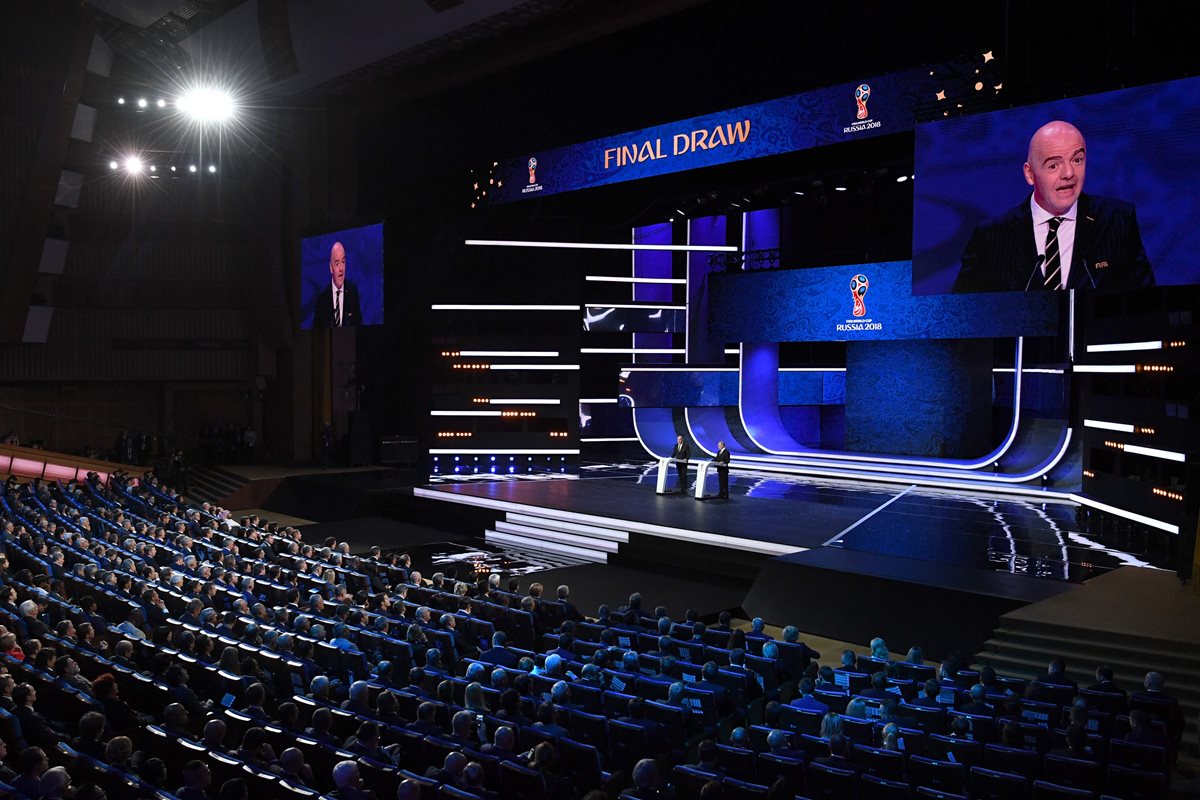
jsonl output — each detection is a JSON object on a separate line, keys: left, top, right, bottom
{"left": 687, "top": 216, "right": 727, "bottom": 362}
{"left": 633, "top": 224, "right": 674, "bottom": 363}
{"left": 845, "top": 340, "right": 993, "bottom": 457}
{"left": 625, "top": 369, "right": 843, "bottom": 409}
{"left": 709, "top": 261, "right": 1059, "bottom": 343}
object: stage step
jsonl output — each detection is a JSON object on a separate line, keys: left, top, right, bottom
{"left": 493, "top": 520, "right": 620, "bottom": 553}
{"left": 975, "top": 622, "right": 1200, "bottom": 749}
{"left": 484, "top": 529, "right": 609, "bottom": 563}
{"left": 505, "top": 512, "right": 629, "bottom": 543}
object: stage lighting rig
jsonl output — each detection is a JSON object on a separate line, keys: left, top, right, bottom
{"left": 177, "top": 87, "right": 236, "bottom": 124}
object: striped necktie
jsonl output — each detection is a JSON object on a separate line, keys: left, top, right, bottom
{"left": 1042, "top": 216, "right": 1065, "bottom": 290}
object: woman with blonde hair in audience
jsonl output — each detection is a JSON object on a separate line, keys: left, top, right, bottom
{"left": 879, "top": 722, "right": 901, "bottom": 752}
{"left": 819, "top": 711, "right": 843, "bottom": 740}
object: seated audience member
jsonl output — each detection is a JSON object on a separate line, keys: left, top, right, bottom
{"left": 1123, "top": 709, "right": 1168, "bottom": 748}
{"left": 960, "top": 684, "right": 995, "bottom": 716}
{"left": 11, "top": 747, "right": 49, "bottom": 799}
{"left": 1086, "top": 664, "right": 1126, "bottom": 698}
{"left": 330, "top": 759, "right": 377, "bottom": 800}
{"left": 176, "top": 760, "right": 214, "bottom": 800}
{"left": 1130, "top": 670, "right": 1185, "bottom": 742}
{"left": 789, "top": 677, "right": 829, "bottom": 714}
{"left": 1049, "top": 723, "right": 1096, "bottom": 761}
{"left": 1034, "top": 658, "right": 1078, "bottom": 690}
{"left": 628, "top": 758, "right": 662, "bottom": 800}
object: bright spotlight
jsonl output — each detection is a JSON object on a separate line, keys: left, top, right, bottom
{"left": 116, "top": 97, "right": 125, "bottom": 105}
{"left": 125, "top": 156, "right": 143, "bottom": 173}
{"left": 170, "top": 165, "right": 177, "bottom": 172}
{"left": 177, "top": 88, "right": 235, "bottom": 123}
{"left": 207, "top": 164, "right": 217, "bottom": 174}
{"left": 109, "top": 161, "right": 118, "bottom": 170}
{"left": 896, "top": 175, "right": 909, "bottom": 183}
{"left": 188, "top": 165, "right": 197, "bottom": 173}
{"left": 136, "top": 98, "right": 147, "bottom": 108}
{"left": 156, "top": 99, "right": 166, "bottom": 108}
{"left": 148, "top": 165, "right": 156, "bottom": 173}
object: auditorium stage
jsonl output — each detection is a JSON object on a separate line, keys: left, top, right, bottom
{"left": 417, "top": 464, "right": 1167, "bottom": 577}
{"left": 413, "top": 464, "right": 1178, "bottom": 657}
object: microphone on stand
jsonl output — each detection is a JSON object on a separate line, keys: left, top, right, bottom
{"left": 1024, "top": 254, "right": 1047, "bottom": 291}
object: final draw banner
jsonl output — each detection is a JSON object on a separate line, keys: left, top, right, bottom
{"left": 486, "top": 65, "right": 952, "bottom": 203}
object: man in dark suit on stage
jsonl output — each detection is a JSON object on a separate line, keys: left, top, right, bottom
{"left": 672, "top": 435, "right": 690, "bottom": 494}
{"left": 713, "top": 440, "right": 731, "bottom": 499}
{"left": 313, "top": 241, "right": 363, "bottom": 327}
{"left": 953, "top": 120, "right": 1154, "bottom": 293}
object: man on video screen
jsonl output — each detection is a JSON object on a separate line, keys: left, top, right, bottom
{"left": 313, "top": 241, "right": 363, "bottom": 326}
{"left": 953, "top": 120, "right": 1154, "bottom": 293}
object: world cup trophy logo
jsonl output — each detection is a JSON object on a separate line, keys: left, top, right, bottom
{"left": 850, "top": 274, "right": 869, "bottom": 317}
{"left": 854, "top": 84, "right": 871, "bottom": 120}
{"left": 528, "top": 157, "right": 538, "bottom": 185}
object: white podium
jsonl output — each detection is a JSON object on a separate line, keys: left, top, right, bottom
{"left": 655, "top": 457, "right": 711, "bottom": 499}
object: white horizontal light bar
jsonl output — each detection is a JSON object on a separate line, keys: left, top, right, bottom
{"left": 431, "top": 304, "right": 580, "bottom": 311}
{"left": 429, "top": 448, "right": 580, "bottom": 455}
{"left": 1086, "top": 341, "right": 1162, "bottom": 353}
{"left": 585, "top": 276, "right": 687, "bottom": 284}
{"left": 1123, "top": 443, "right": 1186, "bottom": 462}
{"left": 1074, "top": 364, "right": 1137, "bottom": 373}
{"left": 580, "top": 437, "right": 640, "bottom": 442}
{"left": 581, "top": 348, "right": 684, "bottom": 354}
{"left": 488, "top": 399, "right": 560, "bottom": 405}
{"left": 622, "top": 367, "right": 737, "bottom": 372}
{"left": 488, "top": 364, "right": 580, "bottom": 370}
{"left": 725, "top": 348, "right": 740, "bottom": 354}
{"left": 459, "top": 350, "right": 559, "bottom": 357}
{"left": 579, "top": 398, "right": 619, "bottom": 404}
{"left": 585, "top": 303, "right": 687, "bottom": 310}
{"left": 1083, "top": 419, "right": 1135, "bottom": 433}
{"left": 993, "top": 368, "right": 1065, "bottom": 374}
{"left": 465, "top": 239, "right": 738, "bottom": 252}
{"left": 1068, "top": 493, "right": 1179, "bottom": 534}
{"left": 430, "top": 411, "right": 502, "bottom": 417}
{"left": 780, "top": 367, "right": 848, "bottom": 372}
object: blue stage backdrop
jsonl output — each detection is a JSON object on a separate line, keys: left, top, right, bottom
{"left": 913, "top": 75, "right": 1200, "bottom": 294}
{"left": 299, "top": 222, "right": 385, "bottom": 329}
{"left": 708, "top": 261, "right": 1059, "bottom": 344}
{"left": 846, "top": 340, "right": 993, "bottom": 457}
{"left": 487, "top": 65, "right": 956, "bottom": 203}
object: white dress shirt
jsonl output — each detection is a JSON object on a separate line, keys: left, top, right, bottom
{"left": 1031, "top": 196, "right": 1078, "bottom": 289}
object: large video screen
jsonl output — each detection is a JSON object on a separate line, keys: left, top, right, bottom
{"left": 912, "top": 76, "right": 1200, "bottom": 295}
{"left": 299, "top": 222, "right": 384, "bottom": 328}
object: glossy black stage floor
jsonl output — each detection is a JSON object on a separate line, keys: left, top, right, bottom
{"left": 416, "top": 463, "right": 1172, "bottom": 657}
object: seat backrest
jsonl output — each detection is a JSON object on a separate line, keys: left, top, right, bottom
{"left": 968, "top": 766, "right": 1030, "bottom": 800}
{"left": 1104, "top": 764, "right": 1169, "bottom": 800}
{"left": 907, "top": 754, "right": 966, "bottom": 794}
{"left": 1031, "top": 779, "right": 1094, "bottom": 799}
{"left": 1107, "top": 738, "right": 1168, "bottom": 772}
{"left": 806, "top": 761, "right": 857, "bottom": 798}
{"left": 859, "top": 772, "right": 914, "bottom": 800}
{"left": 982, "top": 744, "right": 1040, "bottom": 781}
{"left": 1041, "top": 754, "right": 1101, "bottom": 793}
{"left": 851, "top": 743, "right": 905, "bottom": 780}
{"left": 674, "top": 765, "right": 721, "bottom": 800}
{"left": 714, "top": 744, "right": 756, "bottom": 780}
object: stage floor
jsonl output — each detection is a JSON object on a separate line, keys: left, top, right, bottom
{"left": 424, "top": 462, "right": 1172, "bottom": 582}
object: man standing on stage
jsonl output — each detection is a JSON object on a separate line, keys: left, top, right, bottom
{"left": 672, "top": 435, "right": 690, "bottom": 494}
{"left": 714, "top": 441, "right": 731, "bottom": 499}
